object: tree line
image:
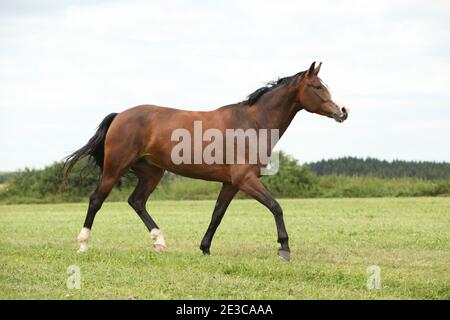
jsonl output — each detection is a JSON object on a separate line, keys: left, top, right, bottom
{"left": 308, "top": 157, "right": 450, "bottom": 180}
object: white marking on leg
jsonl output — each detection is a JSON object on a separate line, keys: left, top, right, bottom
{"left": 77, "top": 227, "right": 90, "bottom": 253}
{"left": 150, "top": 228, "right": 166, "bottom": 253}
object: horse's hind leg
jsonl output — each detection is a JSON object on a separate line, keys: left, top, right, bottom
{"left": 128, "top": 161, "right": 166, "bottom": 253}
{"left": 77, "top": 150, "right": 137, "bottom": 253}
{"left": 77, "top": 173, "right": 121, "bottom": 252}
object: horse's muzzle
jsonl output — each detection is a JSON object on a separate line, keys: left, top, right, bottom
{"left": 334, "top": 106, "right": 349, "bottom": 123}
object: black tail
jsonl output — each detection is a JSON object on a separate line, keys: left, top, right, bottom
{"left": 63, "top": 113, "right": 118, "bottom": 185}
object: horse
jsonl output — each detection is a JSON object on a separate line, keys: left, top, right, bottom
{"left": 63, "top": 61, "right": 349, "bottom": 261}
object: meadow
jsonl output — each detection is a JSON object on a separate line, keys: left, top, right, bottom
{"left": 0, "top": 198, "right": 449, "bottom": 299}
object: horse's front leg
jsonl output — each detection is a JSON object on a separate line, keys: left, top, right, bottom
{"left": 238, "top": 173, "right": 290, "bottom": 261}
{"left": 200, "top": 183, "right": 238, "bottom": 255}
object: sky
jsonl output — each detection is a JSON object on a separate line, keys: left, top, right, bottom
{"left": 1, "top": 0, "right": 450, "bottom": 171}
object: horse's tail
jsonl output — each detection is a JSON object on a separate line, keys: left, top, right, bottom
{"left": 63, "top": 113, "right": 118, "bottom": 185}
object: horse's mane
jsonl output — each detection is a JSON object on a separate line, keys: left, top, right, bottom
{"left": 242, "top": 71, "right": 305, "bottom": 105}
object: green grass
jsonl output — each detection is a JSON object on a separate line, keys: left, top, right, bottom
{"left": 0, "top": 198, "right": 449, "bottom": 299}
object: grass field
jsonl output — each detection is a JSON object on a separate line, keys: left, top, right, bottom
{"left": 0, "top": 198, "right": 449, "bottom": 299}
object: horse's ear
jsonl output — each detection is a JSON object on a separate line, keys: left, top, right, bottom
{"left": 314, "top": 62, "right": 322, "bottom": 75}
{"left": 307, "top": 61, "right": 316, "bottom": 77}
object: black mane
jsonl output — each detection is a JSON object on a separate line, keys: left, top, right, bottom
{"left": 242, "top": 71, "right": 305, "bottom": 105}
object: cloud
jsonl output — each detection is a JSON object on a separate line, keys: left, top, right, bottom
{"left": 1, "top": 1, "right": 449, "bottom": 170}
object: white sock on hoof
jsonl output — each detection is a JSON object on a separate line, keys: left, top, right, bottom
{"left": 150, "top": 228, "right": 166, "bottom": 253}
{"left": 77, "top": 227, "right": 90, "bottom": 253}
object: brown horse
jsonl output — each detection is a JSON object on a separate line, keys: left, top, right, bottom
{"left": 64, "top": 62, "right": 348, "bottom": 261}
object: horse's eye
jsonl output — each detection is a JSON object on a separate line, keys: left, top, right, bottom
{"left": 313, "top": 85, "right": 322, "bottom": 90}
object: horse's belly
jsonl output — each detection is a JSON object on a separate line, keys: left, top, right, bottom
{"left": 142, "top": 154, "right": 231, "bottom": 183}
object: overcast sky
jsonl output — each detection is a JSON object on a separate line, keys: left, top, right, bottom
{"left": 1, "top": 0, "right": 450, "bottom": 171}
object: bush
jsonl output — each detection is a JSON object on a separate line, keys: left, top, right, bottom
{"left": 317, "top": 175, "right": 450, "bottom": 198}
{"left": 262, "top": 152, "right": 319, "bottom": 197}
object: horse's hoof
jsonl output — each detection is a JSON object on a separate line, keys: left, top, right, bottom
{"left": 278, "top": 249, "right": 291, "bottom": 262}
{"left": 153, "top": 244, "right": 166, "bottom": 253}
{"left": 77, "top": 243, "right": 88, "bottom": 253}
{"left": 202, "top": 249, "right": 211, "bottom": 256}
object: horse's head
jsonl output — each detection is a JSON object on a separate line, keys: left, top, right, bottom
{"left": 296, "top": 62, "right": 349, "bottom": 123}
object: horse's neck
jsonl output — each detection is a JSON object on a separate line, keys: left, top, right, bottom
{"left": 248, "top": 86, "right": 299, "bottom": 137}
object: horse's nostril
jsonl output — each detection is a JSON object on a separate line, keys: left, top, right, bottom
{"left": 341, "top": 107, "right": 349, "bottom": 120}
